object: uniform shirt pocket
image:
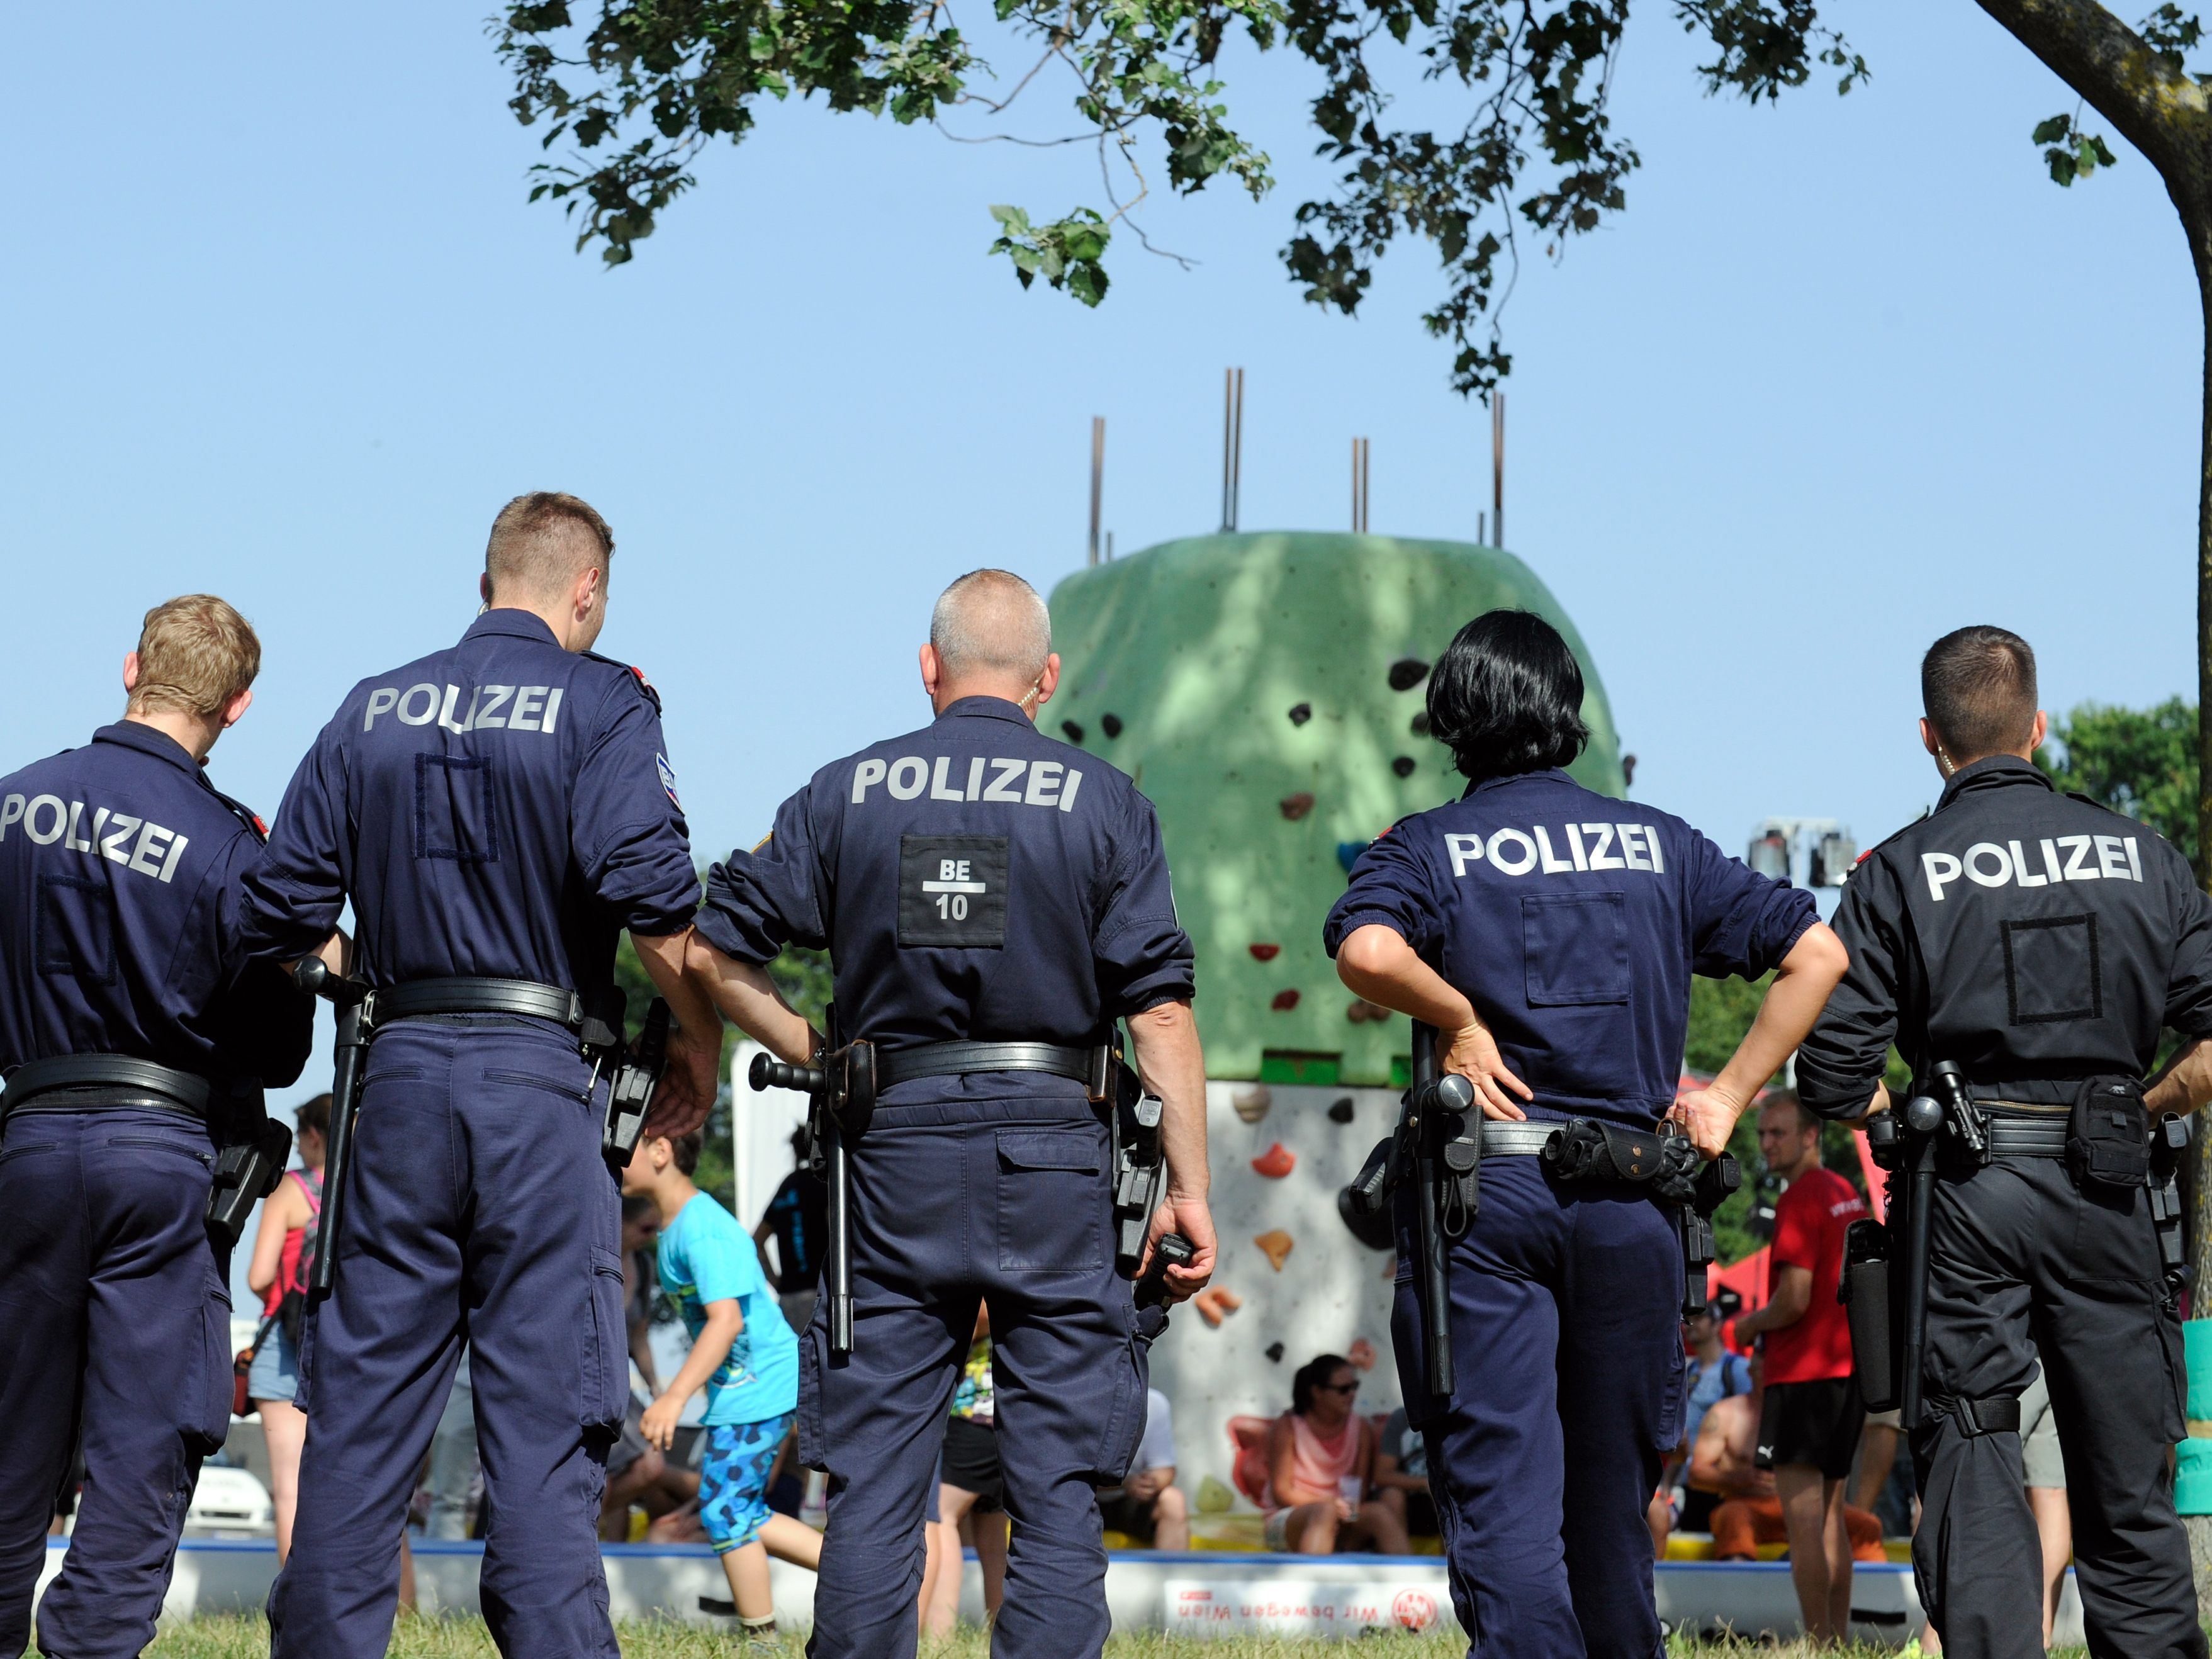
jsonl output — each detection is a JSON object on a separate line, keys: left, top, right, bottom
{"left": 994, "top": 1128, "right": 1106, "bottom": 1272}
{"left": 1521, "top": 892, "right": 1630, "bottom": 1006}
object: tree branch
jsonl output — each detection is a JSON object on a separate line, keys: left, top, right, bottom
{"left": 1974, "top": 0, "right": 2212, "bottom": 196}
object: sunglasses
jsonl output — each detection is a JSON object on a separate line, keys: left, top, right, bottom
{"left": 1318, "top": 1380, "right": 1361, "bottom": 1396}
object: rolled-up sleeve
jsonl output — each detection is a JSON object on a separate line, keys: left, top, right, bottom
{"left": 2164, "top": 855, "right": 2212, "bottom": 1037}
{"left": 1796, "top": 858, "right": 1902, "bottom": 1120}
{"left": 697, "top": 786, "right": 828, "bottom": 966}
{"left": 1323, "top": 824, "right": 1442, "bottom": 959}
{"left": 1094, "top": 794, "right": 1195, "bottom": 1016}
{"left": 1685, "top": 831, "right": 1815, "bottom": 979}
{"left": 574, "top": 678, "right": 700, "bottom": 936}
{"left": 239, "top": 721, "right": 352, "bottom": 962}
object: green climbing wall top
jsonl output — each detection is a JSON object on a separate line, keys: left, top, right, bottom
{"left": 1047, "top": 531, "right": 1624, "bottom": 1084}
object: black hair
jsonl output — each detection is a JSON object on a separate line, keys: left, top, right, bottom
{"left": 294, "top": 1093, "right": 332, "bottom": 1139}
{"left": 1921, "top": 625, "right": 2037, "bottom": 763}
{"left": 1425, "top": 610, "right": 1589, "bottom": 782}
{"left": 1291, "top": 1353, "right": 1353, "bottom": 1415}
{"left": 620, "top": 1194, "right": 658, "bottom": 1223}
{"left": 672, "top": 1130, "right": 704, "bottom": 1176}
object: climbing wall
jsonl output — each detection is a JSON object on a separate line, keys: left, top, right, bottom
{"left": 1047, "top": 532, "right": 1624, "bottom": 1087}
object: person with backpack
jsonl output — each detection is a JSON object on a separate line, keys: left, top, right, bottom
{"left": 245, "top": 1094, "right": 328, "bottom": 1562}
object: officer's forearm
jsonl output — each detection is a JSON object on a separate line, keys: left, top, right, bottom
{"left": 2145, "top": 1037, "right": 2212, "bottom": 1117}
{"left": 1335, "top": 925, "right": 1479, "bottom": 1032}
{"left": 1710, "top": 924, "right": 1849, "bottom": 1110}
{"left": 631, "top": 926, "right": 723, "bottom": 1043}
{"left": 682, "top": 933, "right": 814, "bottom": 1062}
{"left": 1128, "top": 999, "right": 1208, "bottom": 1196}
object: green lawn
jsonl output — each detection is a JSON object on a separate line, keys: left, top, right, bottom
{"left": 142, "top": 1612, "right": 2056, "bottom": 1658}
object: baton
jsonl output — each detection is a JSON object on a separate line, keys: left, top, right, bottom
{"left": 293, "top": 958, "right": 371, "bottom": 1297}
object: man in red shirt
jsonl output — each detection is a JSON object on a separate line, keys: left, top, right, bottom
{"left": 1730, "top": 1091, "right": 1868, "bottom": 1646}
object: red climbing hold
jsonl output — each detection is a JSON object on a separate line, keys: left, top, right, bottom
{"left": 1250, "top": 943, "right": 1281, "bottom": 962}
{"left": 1279, "top": 792, "right": 1315, "bottom": 821}
{"left": 1271, "top": 988, "right": 1300, "bottom": 1011}
{"left": 1251, "top": 1142, "right": 1296, "bottom": 1179}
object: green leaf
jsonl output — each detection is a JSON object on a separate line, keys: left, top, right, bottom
{"left": 2031, "top": 114, "right": 2073, "bottom": 145}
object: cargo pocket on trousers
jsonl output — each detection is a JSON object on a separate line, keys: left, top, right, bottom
{"left": 189, "top": 1282, "right": 235, "bottom": 1454}
{"left": 1653, "top": 1343, "right": 1687, "bottom": 1457}
{"left": 996, "top": 1128, "right": 1106, "bottom": 1271}
{"left": 1089, "top": 1301, "right": 1167, "bottom": 1482}
{"left": 581, "top": 1246, "right": 627, "bottom": 1435}
{"left": 797, "top": 1315, "right": 830, "bottom": 1471}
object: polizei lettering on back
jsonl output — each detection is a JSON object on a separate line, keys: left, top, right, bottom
{"left": 1921, "top": 835, "right": 2143, "bottom": 900}
{"left": 850, "top": 757, "right": 1086, "bottom": 814}
{"left": 362, "top": 683, "right": 566, "bottom": 735}
{"left": 0, "top": 794, "right": 191, "bottom": 882}
{"left": 1444, "top": 823, "right": 1665, "bottom": 879}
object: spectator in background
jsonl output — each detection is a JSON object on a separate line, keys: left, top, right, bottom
{"left": 1672, "top": 1298, "right": 1755, "bottom": 1538}
{"left": 1373, "top": 1406, "right": 1435, "bottom": 1539}
{"left": 601, "top": 1196, "right": 702, "bottom": 1541}
{"left": 1263, "top": 1356, "right": 1410, "bottom": 1555}
{"left": 1094, "top": 1388, "right": 1187, "bottom": 1550}
{"left": 755, "top": 1127, "right": 828, "bottom": 1335}
{"left": 1692, "top": 1358, "right": 1884, "bottom": 1569}
{"left": 245, "top": 1094, "right": 328, "bottom": 1563}
{"left": 1727, "top": 1093, "right": 1870, "bottom": 1645}
{"left": 929, "top": 1310, "right": 1009, "bottom": 1635}
{"left": 2019, "top": 1368, "right": 2073, "bottom": 1646}
{"left": 423, "top": 1354, "right": 478, "bottom": 1540}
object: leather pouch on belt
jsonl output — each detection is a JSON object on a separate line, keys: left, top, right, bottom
{"left": 2070, "top": 1076, "right": 2150, "bottom": 1195}
{"left": 1542, "top": 1118, "right": 1699, "bottom": 1205}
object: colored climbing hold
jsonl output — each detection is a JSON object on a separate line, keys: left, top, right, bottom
{"left": 1391, "top": 756, "right": 1416, "bottom": 778}
{"left": 1335, "top": 842, "right": 1371, "bottom": 875}
{"left": 1388, "top": 657, "right": 1431, "bottom": 692}
{"left": 1265, "top": 1342, "right": 1286, "bottom": 1364}
{"left": 1232, "top": 1085, "right": 1272, "bottom": 1125}
{"left": 1270, "top": 988, "right": 1301, "bottom": 1011}
{"left": 1279, "top": 792, "right": 1315, "bottom": 821}
{"left": 1197, "top": 1475, "right": 1236, "bottom": 1513}
{"left": 1328, "top": 1096, "right": 1356, "bottom": 1124}
{"left": 1060, "top": 719, "right": 1085, "bottom": 745}
{"left": 1254, "top": 1230, "right": 1294, "bottom": 1271}
{"left": 1193, "top": 1286, "right": 1243, "bottom": 1327}
{"left": 1249, "top": 942, "right": 1281, "bottom": 962}
{"left": 1349, "top": 1337, "right": 1378, "bottom": 1371}
{"left": 1252, "top": 1142, "right": 1295, "bottom": 1179}
{"left": 1347, "top": 998, "right": 1392, "bottom": 1025}
{"left": 1288, "top": 702, "right": 1313, "bottom": 726}
{"left": 1411, "top": 711, "right": 1431, "bottom": 736}
{"left": 1101, "top": 712, "right": 1123, "bottom": 738}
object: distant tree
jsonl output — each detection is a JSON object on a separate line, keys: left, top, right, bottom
{"left": 2036, "top": 697, "right": 2201, "bottom": 879}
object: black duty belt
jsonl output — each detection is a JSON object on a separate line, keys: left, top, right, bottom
{"left": 365, "top": 977, "right": 587, "bottom": 1035}
{"left": 1480, "top": 1120, "right": 1556, "bottom": 1157}
{"left": 1, "top": 1055, "right": 212, "bottom": 1121}
{"left": 1985, "top": 1104, "right": 2069, "bottom": 1161}
{"left": 873, "top": 1040, "right": 1113, "bottom": 1100}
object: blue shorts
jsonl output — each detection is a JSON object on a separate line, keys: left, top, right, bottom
{"left": 701, "top": 1414, "right": 793, "bottom": 1554}
{"left": 247, "top": 1323, "right": 301, "bottom": 1405}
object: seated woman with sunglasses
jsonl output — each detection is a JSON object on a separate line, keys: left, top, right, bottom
{"left": 1261, "top": 1355, "right": 1410, "bottom": 1555}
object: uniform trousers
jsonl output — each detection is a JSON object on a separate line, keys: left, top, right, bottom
{"left": 267, "top": 1016, "right": 626, "bottom": 1659}
{"left": 0, "top": 1106, "right": 233, "bottom": 1659}
{"left": 799, "top": 1094, "right": 1159, "bottom": 1659}
{"left": 1393, "top": 1152, "right": 1681, "bottom": 1659}
{"left": 1913, "top": 1154, "right": 2201, "bottom": 1659}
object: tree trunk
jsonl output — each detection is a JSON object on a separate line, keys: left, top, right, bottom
{"left": 2194, "top": 224, "right": 2212, "bottom": 1309}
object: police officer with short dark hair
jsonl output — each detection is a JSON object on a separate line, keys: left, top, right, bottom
{"left": 0, "top": 595, "right": 317, "bottom": 1658}
{"left": 239, "top": 493, "right": 724, "bottom": 1659}
{"left": 1326, "top": 610, "right": 1846, "bottom": 1659}
{"left": 1799, "top": 624, "right": 2212, "bottom": 1659}
{"left": 686, "top": 567, "right": 1216, "bottom": 1659}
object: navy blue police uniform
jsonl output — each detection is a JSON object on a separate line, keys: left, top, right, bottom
{"left": 0, "top": 721, "right": 312, "bottom": 1659}
{"left": 1799, "top": 757, "right": 2212, "bottom": 1659}
{"left": 1324, "top": 768, "right": 1813, "bottom": 1659}
{"left": 236, "top": 610, "right": 699, "bottom": 1659}
{"left": 697, "top": 694, "right": 1193, "bottom": 1659}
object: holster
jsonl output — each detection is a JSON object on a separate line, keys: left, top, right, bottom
{"left": 205, "top": 1110, "right": 294, "bottom": 1251}
{"left": 1673, "top": 1152, "right": 1741, "bottom": 1318}
{"left": 602, "top": 996, "right": 670, "bottom": 1164}
{"left": 1109, "top": 1050, "right": 1166, "bottom": 1279}
{"left": 2150, "top": 1111, "right": 2193, "bottom": 1302}
{"left": 1843, "top": 1215, "right": 1900, "bottom": 1412}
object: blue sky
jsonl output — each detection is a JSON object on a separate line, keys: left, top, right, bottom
{"left": 4, "top": 6, "right": 2197, "bottom": 952}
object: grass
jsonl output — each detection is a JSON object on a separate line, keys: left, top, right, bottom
{"left": 142, "top": 1612, "right": 2083, "bottom": 1658}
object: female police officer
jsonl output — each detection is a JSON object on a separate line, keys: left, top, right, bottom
{"left": 1324, "top": 610, "right": 1846, "bottom": 1658}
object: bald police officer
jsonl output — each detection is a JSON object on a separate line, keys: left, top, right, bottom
{"left": 0, "top": 597, "right": 315, "bottom": 1659}
{"left": 1799, "top": 626, "right": 2212, "bottom": 1659}
{"left": 239, "top": 494, "right": 723, "bottom": 1659}
{"left": 686, "top": 569, "right": 1215, "bottom": 1659}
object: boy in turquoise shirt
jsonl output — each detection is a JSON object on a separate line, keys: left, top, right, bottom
{"left": 624, "top": 1129, "right": 817, "bottom": 1645}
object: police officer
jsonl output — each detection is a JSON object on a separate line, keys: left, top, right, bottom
{"left": 1324, "top": 610, "right": 1846, "bottom": 1659}
{"left": 1797, "top": 625, "right": 2212, "bottom": 1659}
{"left": 685, "top": 568, "right": 1216, "bottom": 1659}
{"left": 237, "top": 493, "right": 723, "bottom": 1659}
{"left": 0, "top": 596, "right": 316, "bottom": 1658}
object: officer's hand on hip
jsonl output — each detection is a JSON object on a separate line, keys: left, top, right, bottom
{"left": 1144, "top": 1189, "right": 1218, "bottom": 1303}
{"left": 1440, "top": 1017, "right": 1534, "bottom": 1122}
{"left": 641, "top": 1023, "right": 722, "bottom": 1142}
{"left": 1668, "top": 1086, "right": 1743, "bottom": 1161}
